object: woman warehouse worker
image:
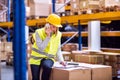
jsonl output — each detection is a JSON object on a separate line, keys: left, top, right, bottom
{"left": 29, "top": 14, "right": 66, "bottom": 80}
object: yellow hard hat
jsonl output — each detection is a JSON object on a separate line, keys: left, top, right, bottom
{"left": 46, "top": 14, "right": 62, "bottom": 27}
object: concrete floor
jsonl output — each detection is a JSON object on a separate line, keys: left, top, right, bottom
{"left": 0, "top": 62, "right": 14, "bottom": 80}
{"left": 0, "top": 62, "right": 119, "bottom": 80}
{"left": 0, "top": 62, "right": 28, "bottom": 80}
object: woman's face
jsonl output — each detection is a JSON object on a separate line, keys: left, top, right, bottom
{"left": 50, "top": 24, "right": 58, "bottom": 33}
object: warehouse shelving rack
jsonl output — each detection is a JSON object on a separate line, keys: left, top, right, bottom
{"left": 0, "top": 9, "right": 120, "bottom": 51}
{"left": 0, "top": 0, "right": 120, "bottom": 80}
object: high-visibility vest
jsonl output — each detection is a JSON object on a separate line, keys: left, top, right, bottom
{"left": 29, "top": 28, "right": 62, "bottom": 65}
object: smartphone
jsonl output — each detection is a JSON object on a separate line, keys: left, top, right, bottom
{"left": 45, "top": 23, "right": 50, "bottom": 28}
{"left": 45, "top": 23, "right": 52, "bottom": 36}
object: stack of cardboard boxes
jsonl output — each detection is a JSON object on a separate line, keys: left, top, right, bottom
{"left": 0, "top": 42, "right": 5, "bottom": 60}
{"left": 61, "top": 43, "right": 78, "bottom": 61}
{"left": 103, "top": 52, "right": 120, "bottom": 77}
{"left": 4, "top": 42, "right": 13, "bottom": 65}
{"left": 70, "top": 0, "right": 81, "bottom": 15}
{"left": 61, "top": 43, "right": 120, "bottom": 77}
{"left": 70, "top": 0, "right": 120, "bottom": 15}
{"left": 61, "top": 43, "right": 105, "bottom": 65}
{"left": 50, "top": 62, "right": 112, "bottom": 80}
{"left": 0, "top": 42, "right": 13, "bottom": 65}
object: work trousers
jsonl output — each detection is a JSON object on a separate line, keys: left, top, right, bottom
{"left": 30, "top": 58, "right": 54, "bottom": 80}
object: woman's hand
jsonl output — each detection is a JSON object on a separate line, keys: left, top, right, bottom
{"left": 60, "top": 61, "right": 67, "bottom": 66}
{"left": 45, "top": 27, "right": 52, "bottom": 37}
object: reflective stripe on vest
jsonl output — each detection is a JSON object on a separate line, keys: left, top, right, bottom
{"left": 32, "top": 47, "right": 55, "bottom": 58}
{"left": 30, "top": 55, "right": 43, "bottom": 60}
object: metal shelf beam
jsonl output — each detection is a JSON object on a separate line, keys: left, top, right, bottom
{"left": 0, "top": 11, "right": 120, "bottom": 28}
{"left": 62, "top": 31, "right": 120, "bottom": 37}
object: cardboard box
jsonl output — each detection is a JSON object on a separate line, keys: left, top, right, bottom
{"left": 102, "top": 52, "right": 120, "bottom": 62}
{"left": 79, "top": 0, "right": 89, "bottom": 9}
{"left": 0, "top": 42, "right": 4, "bottom": 52}
{"left": 30, "top": 2, "right": 51, "bottom": 16}
{"left": 72, "top": 51, "right": 87, "bottom": 61}
{"left": 0, "top": 52, "right": 7, "bottom": 61}
{"left": 91, "top": 65, "right": 112, "bottom": 80}
{"left": 112, "top": 68, "right": 118, "bottom": 77}
{"left": 105, "top": 55, "right": 118, "bottom": 62}
{"left": 6, "top": 52, "right": 13, "bottom": 65}
{"left": 62, "top": 43, "right": 78, "bottom": 52}
{"left": 78, "top": 63, "right": 112, "bottom": 80}
{"left": 51, "top": 65, "right": 91, "bottom": 80}
{"left": 70, "top": 0, "right": 80, "bottom": 12}
{"left": 73, "top": 54, "right": 104, "bottom": 64}
{"left": 88, "top": 5, "right": 100, "bottom": 9}
{"left": 88, "top": 1, "right": 100, "bottom": 5}
{"left": 62, "top": 51, "right": 71, "bottom": 61}
{"left": 71, "top": 50, "right": 104, "bottom": 62}
{"left": 105, "top": 62, "right": 118, "bottom": 68}
{"left": 70, "top": 0, "right": 120, "bottom": 14}
{"left": 105, "top": 62, "right": 120, "bottom": 76}
{"left": 4, "top": 42, "right": 13, "bottom": 52}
